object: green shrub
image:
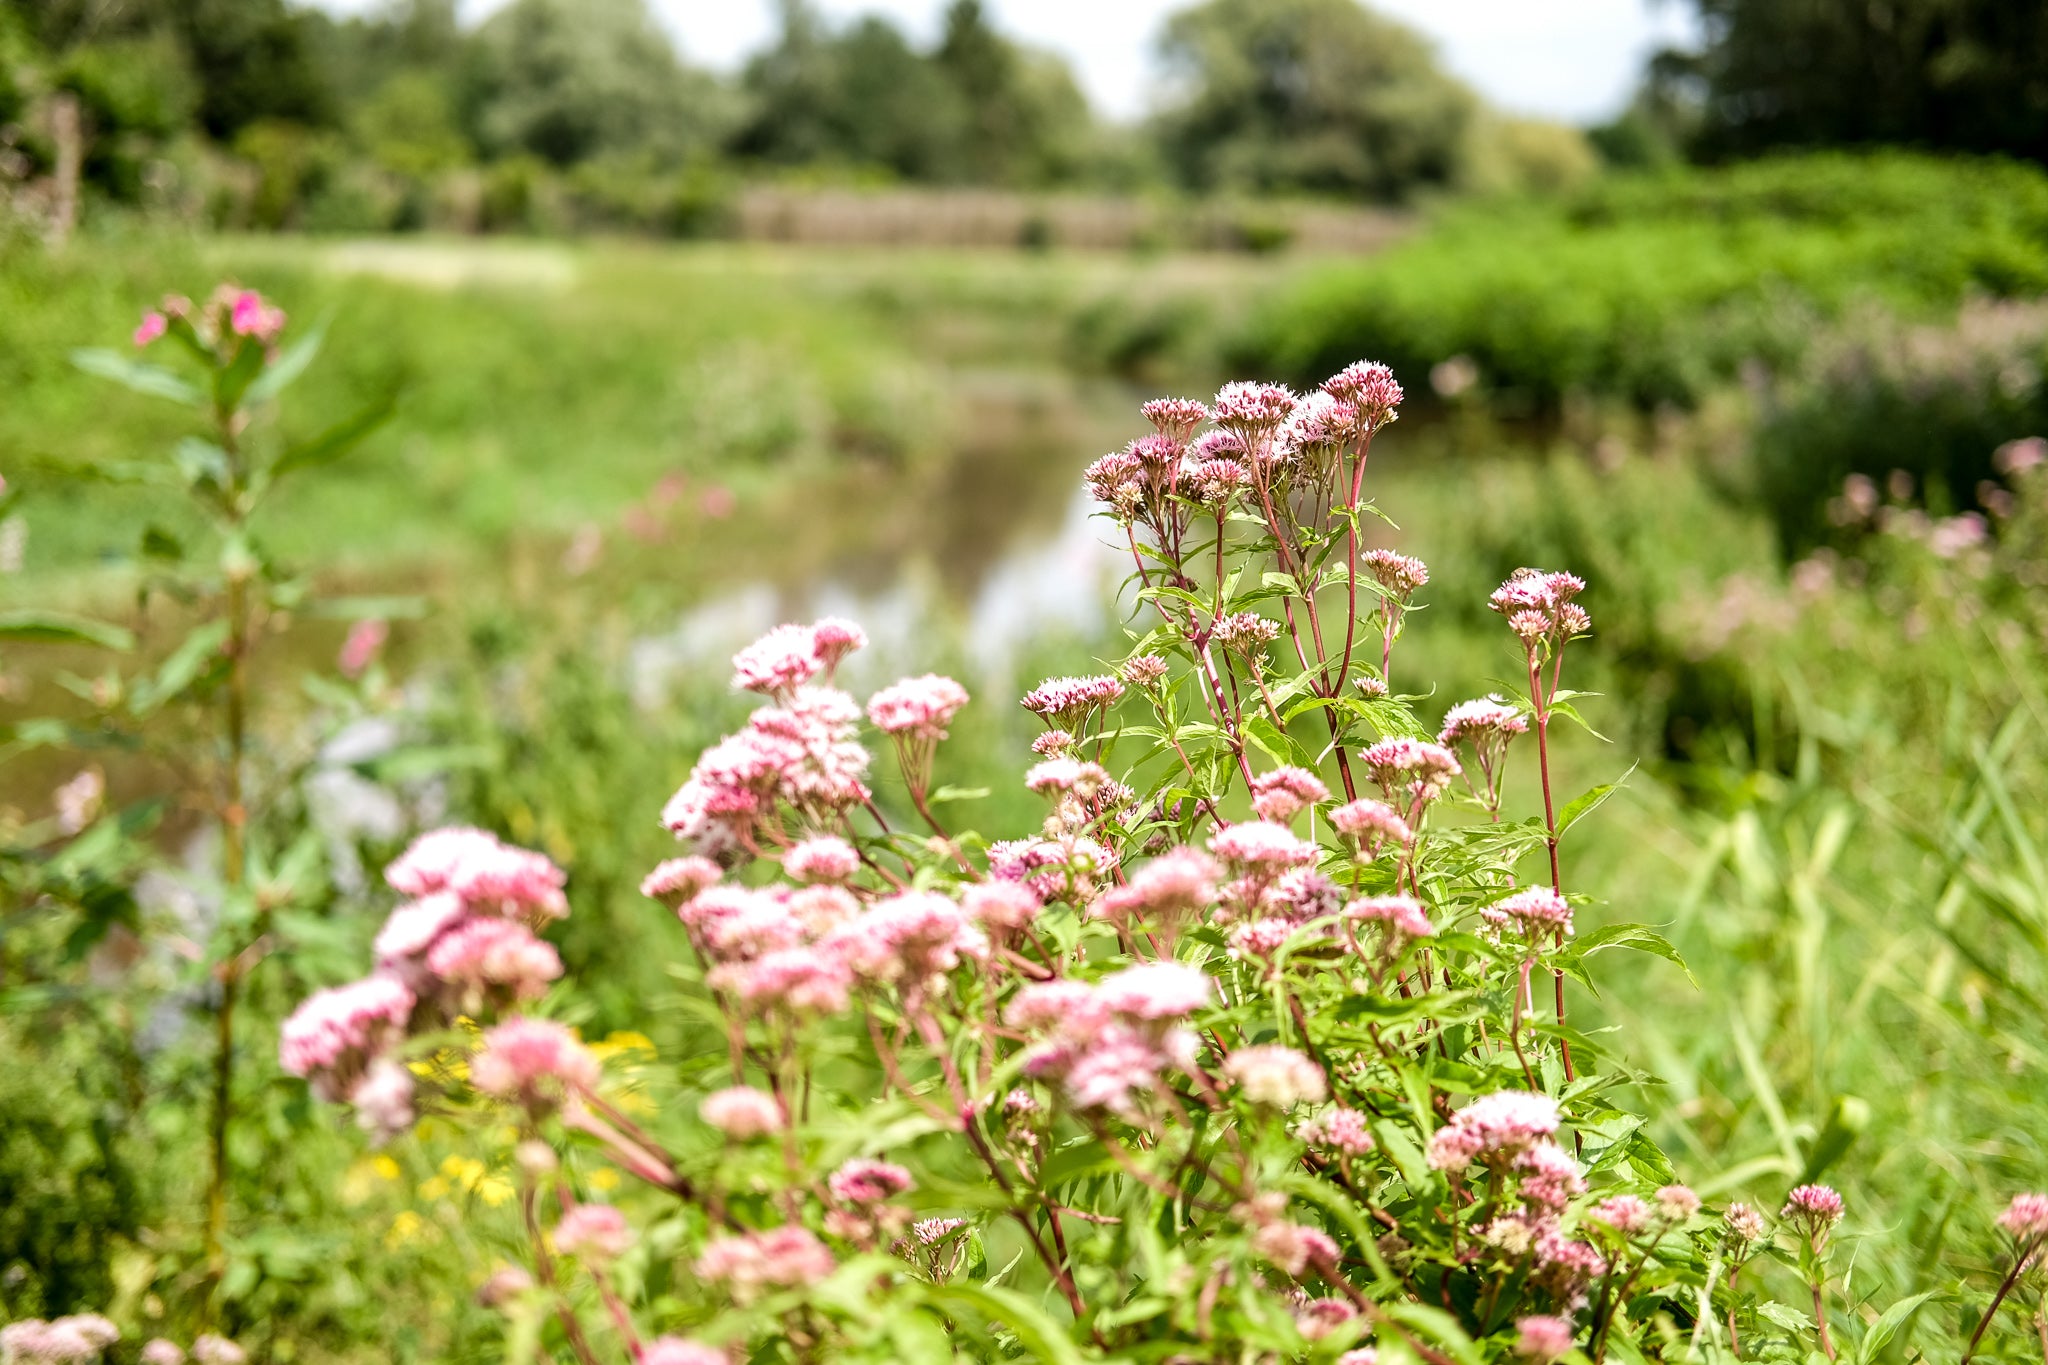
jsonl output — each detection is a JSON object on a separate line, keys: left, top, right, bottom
{"left": 1236, "top": 152, "right": 2048, "bottom": 411}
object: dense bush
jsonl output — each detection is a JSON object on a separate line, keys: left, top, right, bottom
{"left": 1236, "top": 153, "right": 2048, "bottom": 411}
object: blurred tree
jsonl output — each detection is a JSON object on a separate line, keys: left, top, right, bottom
{"left": 1662, "top": 0, "right": 2048, "bottom": 162}
{"left": 1152, "top": 0, "right": 1478, "bottom": 201}
{"left": 733, "top": 0, "right": 1091, "bottom": 186}
{"left": 466, "top": 0, "right": 728, "bottom": 167}
{"left": 162, "top": 0, "right": 332, "bottom": 138}
{"left": 733, "top": 2, "right": 965, "bottom": 179}
{"left": 931, "top": 0, "right": 1091, "bottom": 184}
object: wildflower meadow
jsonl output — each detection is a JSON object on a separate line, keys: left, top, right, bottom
{"left": 9, "top": 257, "right": 2048, "bottom": 1365}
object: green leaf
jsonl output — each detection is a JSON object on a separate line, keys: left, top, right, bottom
{"left": 1796, "top": 1095, "right": 1869, "bottom": 1187}
{"left": 1572, "top": 924, "right": 1697, "bottom": 988}
{"left": 312, "top": 595, "right": 429, "bottom": 621}
{"left": 929, "top": 786, "right": 990, "bottom": 805}
{"left": 923, "top": 1282, "right": 1084, "bottom": 1365}
{"left": 885, "top": 1307, "right": 954, "bottom": 1365}
{"left": 1037, "top": 1138, "right": 1116, "bottom": 1190}
{"left": 1379, "top": 1301, "right": 1482, "bottom": 1365}
{"left": 244, "top": 321, "right": 326, "bottom": 405}
{"left": 269, "top": 392, "right": 395, "bottom": 483}
{"left": 1556, "top": 764, "right": 1636, "bottom": 840}
{"left": 70, "top": 348, "right": 203, "bottom": 406}
{"left": 1852, "top": 1289, "right": 1937, "bottom": 1365}
{"left": 214, "top": 335, "right": 268, "bottom": 414}
{"left": 0, "top": 611, "right": 134, "bottom": 651}
{"left": 130, "top": 619, "right": 230, "bottom": 715}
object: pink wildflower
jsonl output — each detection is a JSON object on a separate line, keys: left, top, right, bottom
{"left": 732, "top": 624, "right": 824, "bottom": 696}
{"left": 1515, "top": 1141, "right": 1585, "bottom": 1210}
{"left": 350, "top": 1057, "right": 416, "bottom": 1141}
{"left": 141, "top": 1342, "right": 185, "bottom": 1365}
{"left": 1227, "top": 916, "right": 1298, "bottom": 960}
{"left": 638, "top": 1339, "right": 727, "bottom": 1365}
{"left": 809, "top": 617, "right": 867, "bottom": 671}
{"left": 1322, "top": 359, "right": 1404, "bottom": 426}
{"left": 337, "top": 619, "right": 388, "bottom": 678}
{"left": 867, "top": 674, "right": 969, "bottom": 741}
{"left": 1428, "top": 1090, "right": 1563, "bottom": 1172}
{"left": 278, "top": 973, "right": 414, "bottom": 1096}
{"left": 1031, "top": 729, "right": 1075, "bottom": 756}
{"left": 469, "top": 1017, "right": 600, "bottom": 1103}
{"left": 823, "top": 892, "right": 984, "bottom": 985}
{"left": 553, "top": 1203, "right": 633, "bottom": 1261}
{"left": 709, "top": 946, "right": 853, "bottom": 1015}
{"left": 425, "top": 916, "right": 563, "bottom": 1001}
{"left": 1141, "top": 396, "right": 1209, "bottom": 438}
{"left": 1481, "top": 886, "right": 1574, "bottom": 941}
{"left": 1439, "top": 696, "right": 1527, "bottom": 747}
{"left": 640, "top": 855, "right": 721, "bottom": 906}
{"left": 1346, "top": 895, "right": 1435, "bottom": 945}
{"left": 1212, "top": 611, "right": 1281, "bottom": 654}
{"left": 1515, "top": 1315, "right": 1576, "bottom": 1362}
{"left": 1224, "top": 1045, "right": 1326, "bottom": 1107}
{"left": 1781, "top": 1183, "right": 1845, "bottom": 1236}
{"left": 783, "top": 836, "right": 859, "bottom": 884}
{"left": 1019, "top": 673, "right": 1125, "bottom": 729}
{"left": 1591, "top": 1195, "right": 1654, "bottom": 1236}
{"left": 1098, "top": 845, "right": 1220, "bottom": 927}
{"left": 1298, "top": 1107, "right": 1376, "bottom": 1156}
{"left": 1490, "top": 569, "right": 1592, "bottom": 646}
{"left": 1250, "top": 766, "right": 1330, "bottom": 822}
{"left": 228, "top": 289, "right": 284, "bottom": 341}
{"left": 1361, "top": 549, "right": 1428, "bottom": 599}
{"left": 385, "top": 827, "right": 567, "bottom": 920}
{"left": 373, "top": 892, "right": 468, "bottom": 962}
{"left": 1657, "top": 1185, "right": 1703, "bottom": 1222}
{"left": 1252, "top": 1220, "right": 1338, "bottom": 1277}
{"left": 1999, "top": 1192, "right": 2048, "bottom": 1241}
{"left": 1209, "top": 820, "right": 1318, "bottom": 871}
{"left": 1360, "top": 738, "right": 1461, "bottom": 805}
{"left": 191, "top": 1337, "right": 245, "bottom": 1365}
{"left": 829, "top": 1158, "right": 914, "bottom": 1205}
{"left": 1725, "top": 1203, "right": 1768, "bottom": 1244}
{"left": 1297, "top": 1298, "right": 1357, "bottom": 1341}
{"left": 1329, "top": 798, "right": 1411, "bottom": 851}
{"left": 700, "top": 1085, "right": 784, "bottom": 1138}
{"left": 1025, "top": 757, "right": 1109, "bottom": 796}
{"left": 1339, "top": 1351, "right": 1380, "bottom": 1365}
{"left": 1211, "top": 381, "right": 1298, "bottom": 438}
{"left": 1122, "top": 654, "right": 1169, "bottom": 688}
{"left": 962, "top": 879, "right": 1042, "bottom": 934}
{"left": 694, "top": 1226, "right": 835, "bottom": 1297}
{"left": 133, "top": 311, "right": 168, "bottom": 347}
{"left": 1096, "top": 961, "right": 1212, "bottom": 1019}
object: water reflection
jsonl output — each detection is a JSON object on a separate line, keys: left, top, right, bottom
{"left": 627, "top": 477, "right": 1125, "bottom": 705}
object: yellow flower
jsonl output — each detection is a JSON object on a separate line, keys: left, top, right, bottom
{"left": 589, "top": 1031, "right": 656, "bottom": 1060}
{"left": 589, "top": 1168, "right": 620, "bottom": 1192}
{"left": 475, "top": 1174, "right": 516, "bottom": 1208}
{"left": 384, "top": 1210, "right": 426, "bottom": 1249}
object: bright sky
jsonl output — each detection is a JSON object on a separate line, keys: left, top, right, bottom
{"left": 665, "top": 0, "right": 1702, "bottom": 124}
{"left": 313, "top": 0, "right": 1701, "bottom": 126}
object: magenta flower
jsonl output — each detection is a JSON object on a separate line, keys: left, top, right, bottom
{"left": 694, "top": 1225, "right": 835, "bottom": 1298}
{"left": 1781, "top": 1183, "right": 1845, "bottom": 1240}
{"left": 638, "top": 1338, "right": 728, "bottom": 1365}
{"left": 1428, "top": 1090, "right": 1563, "bottom": 1172}
{"left": 133, "top": 310, "right": 168, "bottom": 347}
{"left": 866, "top": 673, "right": 969, "bottom": 741}
{"left": 469, "top": 1017, "right": 600, "bottom": 1103}
{"left": 1999, "top": 1192, "right": 2048, "bottom": 1241}
{"left": 554, "top": 1203, "right": 633, "bottom": 1261}
{"left": 828, "top": 1158, "right": 914, "bottom": 1205}
{"left": 1514, "top": 1314, "right": 1576, "bottom": 1363}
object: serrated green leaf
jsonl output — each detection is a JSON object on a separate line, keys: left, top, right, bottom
{"left": 1572, "top": 924, "right": 1697, "bottom": 987}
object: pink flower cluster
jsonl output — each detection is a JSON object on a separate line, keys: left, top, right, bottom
{"left": 1297, "top": 1107, "right": 1376, "bottom": 1156}
{"left": 693, "top": 1226, "right": 835, "bottom": 1298}
{"left": 1011, "top": 962, "right": 1210, "bottom": 1115}
{"left": 1223, "top": 1044, "right": 1327, "bottom": 1108}
{"left": 1514, "top": 1315, "right": 1575, "bottom": 1362}
{"left": 0, "top": 1315, "right": 119, "bottom": 1363}
{"left": 1781, "top": 1183, "right": 1845, "bottom": 1235}
{"left": 1250, "top": 766, "right": 1330, "bottom": 821}
{"left": 731, "top": 618, "right": 865, "bottom": 697}
{"left": 1360, "top": 738, "right": 1462, "bottom": 809}
{"left": 1427, "top": 1090, "right": 1563, "bottom": 1172}
{"left": 1362, "top": 549, "right": 1429, "bottom": 599}
{"left": 1019, "top": 673, "right": 1126, "bottom": 730}
{"left": 1490, "top": 569, "right": 1591, "bottom": 649}
{"left": 663, "top": 661, "right": 872, "bottom": 857}
{"left": 866, "top": 674, "right": 969, "bottom": 741}
{"left": 470, "top": 1016, "right": 601, "bottom": 1106}
{"left": 1480, "top": 886, "right": 1574, "bottom": 943}
{"left": 639, "top": 1340, "right": 727, "bottom": 1365}
{"left": 1998, "top": 1192, "right": 2048, "bottom": 1241}
{"left": 1209, "top": 820, "right": 1318, "bottom": 873}
{"left": 1347, "top": 895, "right": 1435, "bottom": 949}
{"left": 700, "top": 1085, "right": 784, "bottom": 1139}
{"left": 1330, "top": 798, "right": 1411, "bottom": 854}
{"left": 553, "top": 1203, "right": 633, "bottom": 1261}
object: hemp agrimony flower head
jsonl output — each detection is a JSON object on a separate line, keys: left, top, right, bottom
{"left": 1782, "top": 1183, "right": 1846, "bottom": 1243}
